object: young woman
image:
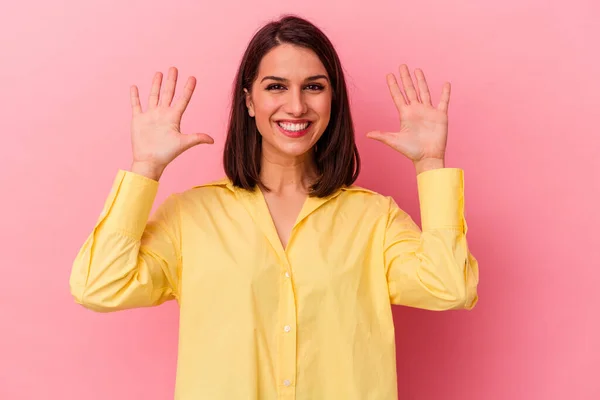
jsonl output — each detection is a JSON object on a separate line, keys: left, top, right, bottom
{"left": 70, "top": 14, "right": 479, "bottom": 400}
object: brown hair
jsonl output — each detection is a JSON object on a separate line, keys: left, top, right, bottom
{"left": 223, "top": 14, "right": 360, "bottom": 198}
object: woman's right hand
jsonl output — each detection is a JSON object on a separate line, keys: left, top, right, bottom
{"left": 129, "top": 66, "right": 214, "bottom": 180}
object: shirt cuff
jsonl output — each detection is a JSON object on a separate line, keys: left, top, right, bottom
{"left": 416, "top": 168, "right": 465, "bottom": 231}
{"left": 96, "top": 169, "right": 159, "bottom": 239}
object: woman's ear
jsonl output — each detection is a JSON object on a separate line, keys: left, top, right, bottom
{"left": 243, "top": 88, "right": 255, "bottom": 117}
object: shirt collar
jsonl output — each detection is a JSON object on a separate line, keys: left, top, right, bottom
{"left": 193, "top": 177, "right": 375, "bottom": 195}
{"left": 192, "top": 177, "right": 375, "bottom": 257}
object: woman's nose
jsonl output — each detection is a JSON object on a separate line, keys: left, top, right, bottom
{"left": 284, "top": 88, "right": 308, "bottom": 116}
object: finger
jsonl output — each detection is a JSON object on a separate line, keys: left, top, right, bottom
{"left": 148, "top": 72, "right": 162, "bottom": 109}
{"left": 386, "top": 74, "right": 407, "bottom": 111}
{"left": 160, "top": 66, "right": 178, "bottom": 107}
{"left": 173, "top": 76, "right": 196, "bottom": 114}
{"left": 415, "top": 69, "right": 432, "bottom": 106}
{"left": 437, "top": 82, "right": 451, "bottom": 113}
{"left": 399, "top": 64, "right": 419, "bottom": 103}
{"left": 180, "top": 132, "right": 215, "bottom": 151}
{"left": 130, "top": 85, "right": 142, "bottom": 115}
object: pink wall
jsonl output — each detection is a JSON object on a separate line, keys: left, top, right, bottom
{"left": 1, "top": 0, "right": 598, "bottom": 398}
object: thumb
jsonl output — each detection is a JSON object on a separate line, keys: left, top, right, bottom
{"left": 366, "top": 130, "right": 394, "bottom": 146}
{"left": 180, "top": 132, "right": 214, "bottom": 151}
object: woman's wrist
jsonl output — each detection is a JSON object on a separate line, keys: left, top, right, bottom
{"left": 129, "top": 161, "right": 165, "bottom": 181}
{"left": 414, "top": 158, "right": 445, "bottom": 175}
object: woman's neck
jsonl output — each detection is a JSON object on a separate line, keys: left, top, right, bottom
{"left": 259, "top": 148, "right": 317, "bottom": 195}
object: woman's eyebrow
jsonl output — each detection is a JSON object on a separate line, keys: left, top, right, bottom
{"left": 260, "top": 75, "right": 330, "bottom": 83}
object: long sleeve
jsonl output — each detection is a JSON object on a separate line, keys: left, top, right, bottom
{"left": 69, "top": 170, "right": 182, "bottom": 312}
{"left": 384, "top": 168, "right": 479, "bottom": 310}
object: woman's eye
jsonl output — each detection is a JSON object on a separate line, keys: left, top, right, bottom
{"left": 265, "top": 84, "right": 325, "bottom": 91}
{"left": 306, "top": 84, "right": 324, "bottom": 91}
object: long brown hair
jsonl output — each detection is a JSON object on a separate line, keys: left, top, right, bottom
{"left": 223, "top": 15, "right": 360, "bottom": 198}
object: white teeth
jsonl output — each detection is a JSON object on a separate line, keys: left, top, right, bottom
{"left": 278, "top": 122, "right": 310, "bottom": 132}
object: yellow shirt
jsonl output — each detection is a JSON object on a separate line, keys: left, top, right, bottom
{"left": 69, "top": 167, "right": 479, "bottom": 400}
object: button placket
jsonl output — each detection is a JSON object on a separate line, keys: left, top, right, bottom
{"left": 277, "top": 260, "right": 297, "bottom": 397}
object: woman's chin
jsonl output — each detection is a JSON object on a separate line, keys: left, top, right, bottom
{"left": 279, "top": 144, "right": 313, "bottom": 157}
{"left": 269, "top": 139, "right": 314, "bottom": 158}
{"left": 265, "top": 132, "right": 311, "bottom": 154}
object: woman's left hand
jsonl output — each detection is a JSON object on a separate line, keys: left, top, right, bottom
{"left": 367, "top": 64, "right": 450, "bottom": 172}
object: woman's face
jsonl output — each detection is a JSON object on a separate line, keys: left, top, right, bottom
{"left": 245, "top": 44, "right": 332, "bottom": 161}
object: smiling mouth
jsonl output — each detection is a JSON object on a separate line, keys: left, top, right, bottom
{"left": 277, "top": 121, "right": 312, "bottom": 132}
{"left": 275, "top": 120, "right": 312, "bottom": 138}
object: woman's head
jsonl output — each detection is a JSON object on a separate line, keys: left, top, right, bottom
{"left": 224, "top": 15, "right": 360, "bottom": 197}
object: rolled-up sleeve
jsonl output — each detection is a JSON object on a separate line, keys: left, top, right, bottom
{"left": 69, "top": 170, "right": 181, "bottom": 312}
{"left": 384, "top": 168, "right": 479, "bottom": 310}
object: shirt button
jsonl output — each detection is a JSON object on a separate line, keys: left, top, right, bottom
{"left": 285, "top": 271, "right": 290, "bottom": 278}
{"left": 284, "top": 325, "right": 291, "bottom": 332}
{"left": 283, "top": 379, "right": 292, "bottom": 386}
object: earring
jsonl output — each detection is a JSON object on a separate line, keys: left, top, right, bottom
{"left": 244, "top": 88, "right": 254, "bottom": 117}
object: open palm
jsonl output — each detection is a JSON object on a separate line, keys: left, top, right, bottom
{"left": 367, "top": 64, "right": 450, "bottom": 163}
{"left": 130, "top": 67, "right": 214, "bottom": 170}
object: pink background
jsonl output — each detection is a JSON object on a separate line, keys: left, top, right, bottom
{"left": 1, "top": 0, "right": 598, "bottom": 399}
